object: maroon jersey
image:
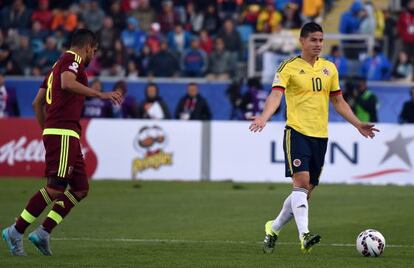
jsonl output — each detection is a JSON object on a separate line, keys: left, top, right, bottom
{"left": 41, "top": 51, "right": 88, "bottom": 135}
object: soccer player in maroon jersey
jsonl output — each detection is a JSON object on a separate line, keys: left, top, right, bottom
{"left": 2, "top": 29, "right": 122, "bottom": 256}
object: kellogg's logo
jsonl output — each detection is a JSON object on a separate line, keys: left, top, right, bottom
{"left": 131, "top": 126, "right": 173, "bottom": 178}
{"left": 0, "top": 137, "right": 45, "bottom": 165}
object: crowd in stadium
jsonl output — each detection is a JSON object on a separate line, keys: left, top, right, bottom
{"left": 0, "top": 0, "right": 414, "bottom": 123}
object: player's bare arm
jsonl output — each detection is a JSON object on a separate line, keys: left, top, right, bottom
{"left": 32, "top": 87, "right": 46, "bottom": 129}
{"left": 249, "top": 90, "right": 283, "bottom": 132}
{"left": 330, "top": 93, "right": 379, "bottom": 138}
{"left": 61, "top": 71, "right": 123, "bottom": 105}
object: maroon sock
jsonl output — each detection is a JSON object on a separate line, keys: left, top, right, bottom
{"left": 15, "top": 188, "right": 53, "bottom": 234}
{"left": 42, "top": 190, "right": 80, "bottom": 233}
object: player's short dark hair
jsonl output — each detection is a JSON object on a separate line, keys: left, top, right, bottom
{"left": 300, "top": 22, "right": 323, "bottom": 38}
{"left": 70, "top": 29, "right": 98, "bottom": 48}
{"left": 188, "top": 82, "right": 198, "bottom": 87}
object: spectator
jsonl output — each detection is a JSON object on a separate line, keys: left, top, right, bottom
{"left": 0, "top": 0, "right": 32, "bottom": 31}
{"left": 157, "top": 0, "right": 180, "bottom": 34}
{"left": 30, "top": 20, "right": 48, "bottom": 57}
{"left": 11, "top": 34, "right": 33, "bottom": 76}
{"left": 240, "top": 77, "right": 268, "bottom": 120}
{"left": 281, "top": 3, "right": 302, "bottom": 29}
{"left": 398, "top": 0, "right": 414, "bottom": 67}
{"left": 199, "top": 29, "right": 213, "bottom": 55}
{"left": 148, "top": 41, "right": 180, "bottom": 77}
{"left": 240, "top": 4, "right": 260, "bottom": 29}
{"left": 0, "top": 73, "right": 20, "bottom": 118}
{"left": 35, "top": 36, "right": 60, "bottom": 74}
{"left": 121, "top": 16, "right": 147, "bottom": 58}
{"left": 131, "top": 0, "right": 155, "bottom": 32}
{"left": 226, "top": 80, "right": 243, "bottom": 120}
{"left": 82, "top": 79, "right": 112, "bottom": 118}
{"left": 399, "top": 87, "right": 414, "bottom": 123}
{"left": 203, "top": 4, "right": 221, "bottom": 35}
{"left": 31, "top": 0, "right": 53, "bottom": 30}
{"left": 175, "top": 82, "right": 211, "bottom": 120}
{"left": 392, "top": 51, "right": 413, "bottom": 81}
{"left": 218, "top": 0, "right": 241, "bottom": 20}
{"left": 350, "top": 78, "right": 378, "bottom": 122}
{"left": 99, "top": 16, "right": 118, "bottom": 53}
{"left": 50, "top": 7, "right": 78, "bottom": 32}
{"left": 81, "top": 0, "right": 105, "bottom": 33}
{"left": 206, "top": 37, "right": 232, "bottom": 81}
{"left": 383, "top": 8, "right": 397, "bottom": 60}
{"left": 53, "top": 28, "right": 67, "bottom": 51}
{"left": 167, "top": 23, "right": 192, "bottom": 56}
{"left": 137, "top": 83, "right": 171, "bottom": 119}
{"left": 137, "top": 45, "right": 151, "bottom": 77}
{"left": 146, "top": 22, "right": 162, "bottom": 54}
{"left": 359, "top": 2, "right": 376, "bottom": 35}
{"left": 112, "top": 80, "right": 138, "bottom": 118}
{"left": 102, "top": 39, "right": 127, "bottom": 77}
{"left": 339, "top": 1, "right": 364, "bottom": 59}
{"left": 339, "top": 1, "right": 363, "bottom": 34}
{"left": 217, "top": 18, "right": 243, "bottom": 63}
{"left": 0, "top": 31, "right": 11, "bottom": 74}
{"left": 360, "top": 45, "right": 391, "bottom": 81}
{"left": 326, "top": 45, "right": 348, "bottom": 77}
{"left": 108, "top": 0, "right": 126, "bottom": 31}
{"left": 256, "top": 3, "right": 282, "bottom": 33}
{"left": 301, "top": 0, "right": 324, "bottom": 23}
{"left": 126, "top": 59, "right": 139, "bottom": 79}
{"left": 183, "top": 1, "right": 204, "bottom": 33}
{"left": 181, "top": 38, "right": 208, "bottom": 77}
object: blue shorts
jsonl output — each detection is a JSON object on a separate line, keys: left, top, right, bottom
{"left": 283, "top": 126, "right": 328, "bottom": 186}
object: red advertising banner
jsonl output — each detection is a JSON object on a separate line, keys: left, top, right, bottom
{"left": 0, "top": 119, "right": 97, "bottom": 178}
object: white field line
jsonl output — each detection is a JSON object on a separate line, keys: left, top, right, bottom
{"left": 52, "top": 237, "right": 414, "bottom": 249}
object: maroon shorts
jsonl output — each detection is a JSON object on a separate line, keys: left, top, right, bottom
{"left": 43, "top": 133, "right": 89, "bottom": 192}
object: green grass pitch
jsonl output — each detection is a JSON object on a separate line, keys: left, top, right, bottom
{"left": 1, "top": 179, "right": 413, "bottom": 267}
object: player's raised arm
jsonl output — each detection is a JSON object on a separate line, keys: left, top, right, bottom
{"left": 330, "top": 93, "right": 379, "bottom": 138}
{"left": 61, "top": 71, "right": 123, "bottom": 105}
{"left": 32, "top": 87, "right": 46, "bottom": 129}
{"left": 249, "top": 90, "right": 283, "bottom": 132}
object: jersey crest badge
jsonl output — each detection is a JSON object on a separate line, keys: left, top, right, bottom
{"left": 293, "top": 159, "right": 301, "bottom": 167}
{"left": 273, "top": 74, "right": 281, "bottom": 84}
{"left": 322, "top": 68, "right": 330, "bottom": 76}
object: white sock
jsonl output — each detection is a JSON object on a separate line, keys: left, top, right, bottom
{"left": 271, "top": 194, "right": 294, "bottom": 235}
{"left": 291, "top": 188, "right": 309, "bottom": 240}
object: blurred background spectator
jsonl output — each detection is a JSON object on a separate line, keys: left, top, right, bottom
{"left": 82, "top": 78, "right": 112, "bottom": 118}
{"left": 392, "top": 51, "right": 413, "bottom": 81}
{"left": 399, "top": 87, "right": 414, "bottom": 123}
{"left": 0, "top": 73, "right": 20, "bottom": 118}
{"left": 240, "top": 77, "right": 267, "bottom": 120}
{"left": 137, "top": 83, "right": 171, "bottom": 119}
{"left": 326, "top": 45, "right": 348, "bottom": 77}
{"left": 175, "top": 82, "right": 211, "bottom": 120}
{"left": 349, "top": 78, "right": 378, "bottom": 123}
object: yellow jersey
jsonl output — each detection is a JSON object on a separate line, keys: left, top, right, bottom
{"left": 272, "top": 56, "right": 341, "bottom": 138}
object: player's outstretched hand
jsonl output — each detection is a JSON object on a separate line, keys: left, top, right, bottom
{"left": 357, "top": 123, "right": 380, "bottom": 139}
{"left": 249, "top": 116, "right": 267, "bottom": 132}
{"left": 99, "top": 91, "right": 123, "bottom": 105}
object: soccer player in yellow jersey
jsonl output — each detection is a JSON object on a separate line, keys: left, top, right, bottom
{"left": 249, "top": 22, "right": 379, "bottom": 253}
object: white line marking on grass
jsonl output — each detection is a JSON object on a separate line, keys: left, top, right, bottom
{"left": 52, "top": 237, "right": 414, "bottom": 249}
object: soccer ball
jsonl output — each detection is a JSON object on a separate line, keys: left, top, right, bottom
{"left": 356, "top": 229, "right": 386, "bottom": 257}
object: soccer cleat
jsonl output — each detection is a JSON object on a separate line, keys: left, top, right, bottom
{"left": 263, "top": 220, "right": 278, "bottom": 253}
{"left": 28, "top": 226, "right": 52, "bottom": 256}
{"left": 300, "top": 232, "right": 321, "bottom": 253}
{"left": 2, "top": 225, "right": 26, "bottom": 256}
